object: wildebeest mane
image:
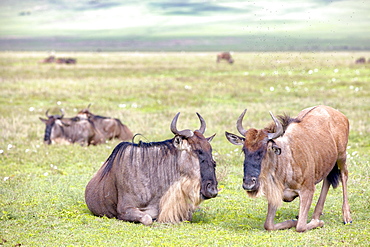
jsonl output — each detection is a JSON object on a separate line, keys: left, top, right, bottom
{"left": 93, "top": 115, "right": 109, "bottom": 120}
{"left": 265, "top": 114, "right": 301, "bottom": 135}
{"left": 100, "top": 139, "right": 177, "bottom": 180}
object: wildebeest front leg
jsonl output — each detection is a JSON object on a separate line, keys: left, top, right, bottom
{"left": 311, "top": 178, "right": 330, "bottom": 224}
{"left": 296, "top": 189, "right": 320, "bottom": 232}
{"left": 264, "top": 203, "right": 297, "bottom": 231}
{"left": 117, "top": 207, "right": 153, "bottom": 225}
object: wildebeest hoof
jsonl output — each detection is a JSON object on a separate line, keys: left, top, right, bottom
{"left": 307, "top": 219, "right": 324, "bottom": 230}
{"left": 141, "top": 215, "right": 153, "bottom": 225}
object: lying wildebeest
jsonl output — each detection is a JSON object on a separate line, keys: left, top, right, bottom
{"left": 225, "top": 105, "right": 352, "bottom": 232}
{"left": 40, "top": 55, "right": 55, "bottom": 63}
{"left": 77, "top": 105, "right": 133, "bottom": 141}
{"left": 56, "top": 58, "right": 77, "bottom": 64}
{"left": 217, "top": 52, "right": 234, "bottom": 64}
{"left": 355, "top": 57, "right": 366, "bottom": 64}
{"left": 85, "top": 112, "right": 218, "bottom": 225}
{"left": 39, "top": 110, "right": 105, "bottom": 146}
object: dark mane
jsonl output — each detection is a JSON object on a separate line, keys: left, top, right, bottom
{"left": 265, "top": 114, "right": 301, "bottom": 134}
{"left": 93, "top": 115, "right": 110, "bottom": 120}
{"left": 100, "top": 139, "right": 176, "bottom": 179}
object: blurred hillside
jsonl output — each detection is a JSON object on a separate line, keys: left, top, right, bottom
{"left": 0, "top": 0, "right": 369, "bottom": 51}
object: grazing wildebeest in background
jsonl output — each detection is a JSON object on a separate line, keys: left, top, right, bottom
{"left": 85, "top": 112, "right": 218, "bottom": 225}
{"left": 355, "top": 57, "right": 366, "bottom": 64}
{"left": 77, "top": 105, "right": 133, "bottom": 141}
{"left": 225, "top": 105, "right": 352, "bottom": 232}
{"left": 217, "top": 52, "right": 234, "bottom": 64}
{"left": 39, "top": 110, "right": 105, "bottom": 146}
{"left": 40, "top": 56, "right": 55, "bottom": 63}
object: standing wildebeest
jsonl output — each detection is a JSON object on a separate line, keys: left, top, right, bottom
{"left": 39, "top": 110, "right": 105, "bottom": 146}
{"left": 85, "top": 112, "right": 218, "bottom": 225}
{"left": 217, "top": 52, "right": 234, "bottom": 64}
{"left": 77, "top": 105, "right": 133, "bottom": 141}
{"left": 225, "top": 105, "right": 352, "bottom": 232}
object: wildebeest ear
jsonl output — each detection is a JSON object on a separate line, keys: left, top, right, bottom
{"left": 225, "top": 131, "right": 245, "bottom": 145}
{"left": 39, "top": 117, "right": 47, "bottom": 123}
{"left": 269, "top": 142, "right": 281, "bottom": 155}
{"left": 173, "top": 135, "right": 183, "bottom": 149}
{"left": 57, "top": 120, "right": 70, "bottom": 127}
{"left": 62, "top": 121, "right": 71, "bottom": 127}
{"left": 207, "top": 134, "right": 216, "bottom": 143}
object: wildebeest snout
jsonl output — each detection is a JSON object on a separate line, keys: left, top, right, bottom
{"left": 242, "top": 177, "right": 257, "bottom": 191}
{"left": 202, "top": 180, "right": 218, "bottom": 199}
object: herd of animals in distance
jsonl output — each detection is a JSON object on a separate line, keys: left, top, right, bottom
{"left": 39, "top": 52, "right": 370, "bottom": 65}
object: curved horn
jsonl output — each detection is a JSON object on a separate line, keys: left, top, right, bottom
{"left": 59, "top": 109, "right": 65, "bottom": 119}
{"left": 236, "top": 109, "right": 248, "bottom": 136}
{"left": 87, "top": 103, "right": 91, "bottom": 109}
{"left": 267, "top": 111, "right": 284, "bottom": 140}
{"left": 170, "top": 112, "right": 194, "bottom": 138}
{"left": 45, "top": 109, "right": 51, "bottom": 118}
{"left": 196, "top": 112, "right": 206, "bottom": 134}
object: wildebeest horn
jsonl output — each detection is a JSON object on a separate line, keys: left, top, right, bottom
{"left": 87, "top": 103, "right": 91, "bottom": 109}
{"left": 45, "top": 109, "right": 51, "bottom": 118}
{"left": 236, "top": 109, "right": 248, "bottom": 136}
{"left": 59, "top": 109, "right": 65, "bottom": 119}
{"left": 196, "top": 112, "right": 206, "bottom": 134}
{"left": 267, "top": 111, "right": 284, "bottom": 140}
{"left": 170, "top": 112, "right": 194, "bottom": 138}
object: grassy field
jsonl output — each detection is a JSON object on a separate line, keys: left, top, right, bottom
{"left": 0, "top": 51, "right": 369, "bottom": 246}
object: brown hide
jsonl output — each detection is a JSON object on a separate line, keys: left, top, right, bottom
{"left": 226, "top": 105, "right": 352, "bottom": 232}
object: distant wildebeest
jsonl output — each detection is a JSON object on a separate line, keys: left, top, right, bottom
{"left": 40, "top": 55, "right": 55, "bottom": 63}
{"left": 85, "top": 112, "right": 218, "bottom": 225}
{"left": 39, "top": 110, "right": 105, "bottom": 146}
{"left": 217, "top": 52, "right": 234, "bottom": 64}
{"left": 77, "top": 105, "right": 133, "bottom": 141}
{"left": 56, "top": 58, "right": 77, "bottom": 64}
{"left": 225, "top": 105, "right": 352, "bottom": 232}
{"left": 355, "top": 57, "right": 366, "bottom": 64}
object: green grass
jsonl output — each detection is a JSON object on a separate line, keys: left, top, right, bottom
{"left": 0, "top": 51, "right": 370, "bottom": 246}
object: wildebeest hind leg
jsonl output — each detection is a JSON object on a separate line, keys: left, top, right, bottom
{"left": 117, "top": 207, "right": 153, "bottom": 225}
{"left": 338, "top": 160, "right": 352, "bottom": 224}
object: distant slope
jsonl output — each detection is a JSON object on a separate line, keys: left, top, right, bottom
{"left": 0, "top": 0, "right": 369, "bottom": 51}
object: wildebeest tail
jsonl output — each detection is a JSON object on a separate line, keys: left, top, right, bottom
{"left": 327, "top": 163, "right": 340, "bottom": 189}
